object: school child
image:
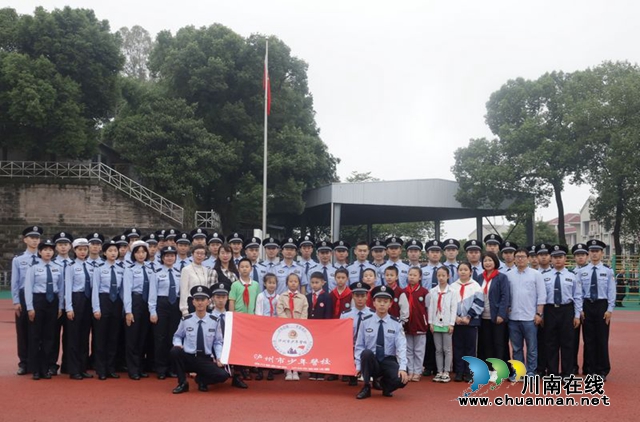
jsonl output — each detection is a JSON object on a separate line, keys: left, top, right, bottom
{"left": 361, "top": 268, "right": 377, "bottom": 308}
{"left": 276, "top": 274, "right": 308, "bottom": 380}
{"left": 404, "top": 267, "right": 429, "bottom": 381}
{"left": 254, "top": 273, "right": 279, "bottom": 381}
{"left": 427, "top": 266, "right": 457, "bottom": 383}
{"left": 330, "top": 268, "right": 353, "bottom": 318}
{"left": 307, "top": 272, "right": 333, "bottom": 380}
{"left": 383, "top": 266, "right": 409, "bottom": 323}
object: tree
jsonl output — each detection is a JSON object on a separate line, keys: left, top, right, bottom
{"left": 117, "top": 25, "right": 153, "bottom": 81}
{"left": 568, "top": 61, "right": 640, "bottom": 255}
{"left": 504, "top": 220, "right": 558, "bottom": 247}
{"left": 146, "top": 25, "right": 338, "bottom": 229}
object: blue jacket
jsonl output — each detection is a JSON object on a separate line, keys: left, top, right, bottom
{"left": 307, "top": 290, "right": 333, "bottom": 319}
{"left": 485, "top": 272, "right": 510, "bottom": 323}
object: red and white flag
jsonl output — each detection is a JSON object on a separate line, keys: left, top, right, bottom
{"left": 220, "top": 312, "right": 355, "bottom": 375}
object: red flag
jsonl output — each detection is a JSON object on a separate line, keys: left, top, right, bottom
{"left": 263, "top": 49, "right": 271, "bottom": 115}
{"left": 221, "top": 312, "right": 355, "bottom": 375}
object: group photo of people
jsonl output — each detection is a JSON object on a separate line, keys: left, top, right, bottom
{"left": 11, "top": 225, "right": 615, "bottom": 398}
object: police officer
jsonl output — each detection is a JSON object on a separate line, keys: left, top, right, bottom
{"left": 175, "top": 232, "right": 193, "bottom": 270}
{"left": 579, "top": 239, "right": 615, "bottom": 381}
{"left": 243, "top": 236, "right": 264, "bottom": 286}
{"left": 275, "top": 238, "right": 307, "bottom": 294}
{"left": 341, "top": 282, "right": 373, "bottom": 386}
{"left": 536, "top": 243, "right": 552, "bottom": 375}
{"left": 190, "top": 228, "right": 209, "bottom": 247}
{"left": 464, "top": 240, "right": 483, "bottom": 283}
{"left": 52, "top": 231, "right": 74, "bottom": 375}
{"left": 203, "top": 232, "right": 225, "bottom": 269}
{"left": 369, "top": 239, "right": 387, "bottom": 283}
{"left": 123, "top": 228, "right": 142, "bottom": 265}
{"left": 86, "top": 232, "right": 105, "bottom": 267}
{"left": 298, "top": 235, "right": 319, "bottom": 280}
{"left": 316, "top": 240, "right": 336, "bottom": 292}
{"left": 355, "top": 285, "right": 409, "bottom": 399}
{"left": 11, "top": 225, "right": 43, "bottom": 375}
{"left": 527, "top": 245, "right": 539, "bottom": 270}
{"left": 571, "top": 243, "right": 589, "bottom": 375}
{"left": 170, "top": 286, "right": 229, "bottom": 393}
{"left": 422, "top": 240, "right": 443, "bottom": 290}
{"left": 333, "top": 240, "right": 351, "bottom": 269}
{"left": 543, "top": 245, "right": 583, "bottom": 377}
{"left": 442, "top": 238, "right": 460, "bottom": 283}
{"left": 65, "top": 238, "right": 95, "bottom": 380}
{"left": 25, "top": 239, "right": 64, "bottom": 380}
{"left": 227, "top": 232, "right": 245, "bottom": 267}
{"left": 500, "top": 241, "right": 518, "bottom": 273}
{"left": 484, "top": 234, "right": 505, "bottom": 270}
{"left": 380, "top": 237, "right": 410, "bottom": 288}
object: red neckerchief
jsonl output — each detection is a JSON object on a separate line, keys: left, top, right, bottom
{"left": 482, "top": 269, "right": 499, "bottom": 295}
{"left": 332, "top": 286, "right": 352, "bottom": 318}
{"left": 288, "top": 291, "right": 297, "bottom": 318}
{"left": 405, "top": 283, "right": 422, "bottom": 318}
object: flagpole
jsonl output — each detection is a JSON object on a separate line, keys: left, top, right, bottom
{"left": 262, "top": 40, "right": 269, "bottom": 255}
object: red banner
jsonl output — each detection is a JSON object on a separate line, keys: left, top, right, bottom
{"left": 220, "top": 312, "right": 356, "bottom": 375}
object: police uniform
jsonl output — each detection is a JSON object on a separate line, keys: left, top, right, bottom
{"left": 25, "top": 239, "right": 64, "bottom": 379}
{"left": 11, "top": 225, "right": 43, "bottom": 374}
{"left": 297, "top": 235, "right": 319, "bottom": 279}
{"left": 52, "top": 231, "right": 74, "bottom": 374}
{"left": 149, "top": 246, "right": 182, "bottom": 379}
{"left": 369, "top": 239, "right": 387, "bottom": 284}
{"left": 484, "top": 234, "right": 506, "bottom": 271}
{"left": 354, "top": 285, "right": 408, "bottom": 399}
{"left": 422, "top": 240, "right": 443, "bottom": 290}
{"left": 202, "top": 232, "right": 225, "bottom": 269}
{"left": 227, "top": 232, "right": 245, "bottom": 267}
{"left": 579, "top": 240, "right": 615, "bottom": 379}
{"left": 175, "top": 232, "right": 193, "bottom": 270}
{"left": 65, "top": 238, "right": 94, "bottom": 379}
{"left": 499, "top": 241, "right": 518, "bottom": 273}
{"left": 542, "top": 245, "right": 583, "bottom": 377}
{"left": 442, "top": 238, "right": 460, "bottom": 283}
{"left": 316, "top": 240, "right": 337, "bottom": 292}
{"left": 571, "top": 242, "right": 588, "bottom": 375}
{"left": 333, "top": 240, "right": 351, "bottom": 269}
{"left": 91, "top": 240, "right": 125, "bottom": 379}
{"left": 170, "top": 286, "right": 229, "bottom": 393}
{"left": 464, "top": 239, "right": 484, "bottom": 283}
{"left": 379, "top": 237, "right": 410, "bottom": 288}
{"left": 341, "top": 282, "right": 373, "bottom": 385}
{"left": 536, "top": 243, "right": 553, "bottom": 375}
{"left": 122, "top": 228, "right": 142, "bottom": 265}
{"left": 87, "top": 232, "right": 105, "bottom": 267}
{"left": 274, "top": 238, "right": 307, "bottom": 294}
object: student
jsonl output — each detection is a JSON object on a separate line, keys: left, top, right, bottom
{"left": 450, "top": 262, "right": 484, "bottom": 382}
{"left": 179, "top": 245, "right": 211, "bottom": 316}
{"left": 307, "top": 272, "right": 333, "bottom": 380}
{"left": 347, "top": 241, "right": 376, "bottom": 283}
{"left": 12, "top": 225, "right": 43, "bottom": 376}
{"left": 404, "top": 267, "right": 429, "bottom": 382}
{"left": 341, "top": 282, "right": 373, "bottom": 386}
{"left": 361, "top": 268, "right": 377, "bottom": 308}
{"left": 427, "top": 266, "right": 457, "bottom": 383}
{"left": 148, "top": 246, "right": 181, "bottom": 380}
{"left": 169, "top": 286, "right": 230, "bottom": 394}
{"left": 380, "top": 237, "right": 410, "bottom": 288}
{"left": 92, "top": 239, "right": 125, "bottom": 380}
{"left": 579, "top": 240, "right": 615, "bottom": 381}
{"left": 65, "top": 238, "right": 95, "bottom": 380}
{"left": 354, "top": 285, "right": 409, "bottom": 399}
{"left": 24, "top": 239, "right": 64, "bottom": 380}
{"left": 122, "top": 240, "right": 155, "bottom": 380}
{"left": 382, "top": 266, "right": 409, "bottom": 324}
{"left": 330, "top": 268, "right": 352, "bottom": 318}
{"left": 229, "top": 258, "right": 260, "bottom": 315}
{"left": 254, "top": 273, "right": 279, "bottom": 381}
{"left": 276, "top": 274, "right": 308, "bottom": 381}
{"left": 544, "top": 245, "right": 582, "bottom": 377}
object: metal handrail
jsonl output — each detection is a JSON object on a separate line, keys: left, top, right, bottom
{"left": 194, "top": 209, "right": 222, "bottom": 230}
{"left": 0, "top": 161, "right": 183, "bottom": 224}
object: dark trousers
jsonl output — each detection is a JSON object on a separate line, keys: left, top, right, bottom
{"left": 572, "top": 326, "right": 582, "bottom": 374}
{"left": 51, "top": 312, "right": 65, "bottom": 372}
{"left": 479, "top": 319, "right": 506, "bottom": 369}
{"left": 15, "top": 289, "right": 29, "bottom": 370}
{"left": 544, "top": 303, "right": 575, "bottom": 376}
{"left": 154, "top": 297, "right": 181, "bottom": 375}
{"left": 170, "top": 347, "right": 229, "bottom": 385}
{"left": 125, "top": 294, "right": 150, "bottom": 376}
{"left": 28, "top": 294, "right": 59, "bottom": 375}
{"left": 93, "top": 294, "right": 122, "bottom": 376}
{"left": 359, "top": 350, "right": 406, "bottom": 393}
{"left": 583, "top": 300, "right": 610, "bottom": 376}
{"left": 66, "top": 293, "right": 92, "bottom": 375}
{"left": 453, "top": 325, "right": 477, "bottom": 375}
{"left": 423, "top": 330, "right": 436, "bottom": 374}
{"left": 536, "top": 324, "right": 547, "bottom": 374}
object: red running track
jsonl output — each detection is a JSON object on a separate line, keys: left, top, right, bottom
{"left": 0, "top": 299, "right": 638, "bottom": 422}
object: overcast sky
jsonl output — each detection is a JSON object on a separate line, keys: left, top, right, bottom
{"left": 13, "top": 1, "right": 640, "bottom": 238}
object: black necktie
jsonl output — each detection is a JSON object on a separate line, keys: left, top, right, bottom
{"left": 473, "top": 267, "right": 478, "bottom": 280}
{"left": 355, "top": 311, "right": 364, "bottom": 342}
{"left": 305, "top": 262, "right": 310, "bottom": 276}
{"left": 31, "top": 254, "right": 37, "bottom": 265}
{"left": 220, "top": 313, "right": 226, "bottom": 336}
{"left": 322, "top": 267, "right": 329, "bottom": 292}
{"left": 83, "top": 262, "right": 91, "bottom": 299}
{"left": 253, "top": 265, "right": 259, "bottom": 283}
{"left": 142, "top": 267, "right": 150, "bottom": 302}
{"left": 180, "top": 260, "right": 186, "bottom": 271}
{"left": 109, "top": 266, "right": 118, "bottom": 302}
{"left": 196, "top": 320, "right": 205, "bottom": 353}
{"left": 376, "top": 320, "right": 385, "bottom": 361}
{"left": 590, "top": 266, "right": 598, "bottom": 301}
{"left": 168, "top": 270, "right": 177, "bottom": 304}
{"left": 234, "top": 259, "right": 240, "bottom": 267}
{"left": 554, "top": 271, "right": 562, "bottom": 305}
{"left": 149, "top": 261, "right": 155, "bottom": 271}
{"left": 431, "top": 267, "right": 438, "bottom": 288}
{"left": 449, "top": 264, "right": 455, "bottom": 283}
{"left": 359, "top": 264, "right": 364, "bottom": 282}
{"left": 45, "top": 264, "right": 54, "bottom": 303}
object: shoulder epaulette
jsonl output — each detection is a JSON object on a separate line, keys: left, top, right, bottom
{"left": 97, "top": 262, "right": 105, "bottom": 267}
{"left": 341, "top": 309, "right": 352, "bottom": 314}
{"left": 155, "top": 268, "right": 162, "bottom": 273}
{"left": 603, "top": 264, "right": 610, "bottom": 269}
{"left": 209, "top": 314, "right": 219, "bottom": 322}
{"left": 116, "top": 262, "right": 124, "bottom": 268}
{"left": 129, "top": 263, "right": 136, "bottom": 268}
{"left": 51, "top": 261, "right": 63, "bottom": 267}
{"left": 362, "top": 314, "right": 374, "bottom": 321}
{"left": 181, "top": 314, "right": 193, "bottom": 321}
{"left": 390, "top": 315, "right": 400, "bottom": 322}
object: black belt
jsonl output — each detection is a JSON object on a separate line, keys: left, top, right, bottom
{"left": 586, "top": 299, "right": 607, "bottom": 304}
{"left": 187, "top": 352, "right": 212, "bottom": 358}
{"left": 545, "top": 302, "right": 573, "bottom": 308}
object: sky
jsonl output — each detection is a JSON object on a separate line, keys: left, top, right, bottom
{"left": 11, "top": 0, "right": 640, "bottom": 238}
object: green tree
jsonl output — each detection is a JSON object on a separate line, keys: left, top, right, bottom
{"left": 504, "top": 220, "right": 558, "bottom": 247}
{"left": 117, "top": 25, "right": 153, "bottom": 81}
{"left": 146, "top": 25, "right": 338, "bottom": 229}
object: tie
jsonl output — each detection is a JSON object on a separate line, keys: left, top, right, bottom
{"left": 473, "top": 267, "right": 478, "bottom": 280}
{"left": 142, "top": 267, "right": 150, "bottom": 302}
{"left": 449, "top": 264, "right": 455, "bottom": 283}
{"left": 431, "top": 267, "right": 438, "bottom": 288}
{"left": 219, "top": 313, "right": 226, "bottom": 336}
{"left": 31, "top": 254, "right": 38, "bottom": 265}
{"left": 554, "top": 272, "right": 562, "bottom": 305}
{"left": 149, "top": 261, "right": 155, "bottom": 271}
{"left": 437, "top": 292, "right": 444, "bottom": 313}
{"left": 180, "top": 260, "right": 186, "bottom": 271}
{"left": 376, "top": 320, "right": 385, "bottom": 361}
{"left": 243, "top": 283, "right": 250, "bottom": 307}
{"left": 253, "top": 265, "right": 259, "bottom": 283}
{"left": 359, "top": 264, "right": 364, "bottom": 282}
{"left": 196, "top": 320, "right": 205, "bottom": 353}
{"left": 459, "top": 282, "right": 466, "bottom": 300}
{"left": 312, "top": 292, "right": 318, "bottom": 309}
{"left": 234, "top": 258, "right": 240, "bottom": 267}
{"left": 168, "top": 271, "right": 177, "bottom": 304}
{"left": 267, "top": 295, "right": 275, "bottom": 316}
{"left": 269, "top": 262, "right": 274, "bottom": 269}
{"left": 322, "top": 267, "right": 329, "bottom": 292}
{"left": 305, "top": 262, "right": 310, "bottom": 276}
{"left": 83, "top": 262, "right": 91, "bottom": 299}
{"left": 289, "top": 293, "right": 296, "bottom": 318}
{"left": 590, "top": 266, "right": 598, "bottom": 301}
{"left": 109, "top": 266, "right": 118, "bottom": 302}
{"left": 45, "top": 264, "right": 54, "bottom": 303}
{"left": 355, "top": 311, "right": 363, "bottom": 341}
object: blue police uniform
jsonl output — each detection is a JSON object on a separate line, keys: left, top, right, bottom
{"left": 347, "top": 261, "right": 377, "bottom": 284}
{"left": 380, "top": 260, "right": 410, "bottom": 288}
{"left": 149, "top": 264, "right": 182, "bottom": 378}
{"left": 65, "top": 259, "right": 94, "bottom": 377}
{"left": 11, "top": 248, "right": 41, "bottom": 372}
{"left": 274, "top": 260, "right": 307, "bottom": 294}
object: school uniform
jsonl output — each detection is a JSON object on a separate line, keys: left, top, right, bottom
{"left": 11, "top": 248, "right": 41, "bottom": 373}
{"left": 229, "top": 279, "right": 260, "bottom": 314}
{"left": 330, "top": 286, "right": 353, "bottom": 318}
{"left": 450, "top": 279, "right": 484, "bottom": 379}
{"left": 426, "top": 284, "right": 457, "bottom": 374}
{"left": 65, "top": 259, "right": 94, "bottom": 377}
{"left": 123, "top": 262, "right": 155, "bottom": 378}
{"left": 276, "top": 290, "right": 309, "bottom": 319}
{"left": 347, "top": 260, "right": 376, "bottom": 283}
{"left": 255, "top": 291, "right": 280, "bottom": 317}
{"left": 92, "top": 261, "right": 124, "bottom": 378}
{"left": 318, "top": 263, "right": 338, "bottom": 292}
{"left": 404, "top": 283, "right": 429, "bottom": 376}
{"left": 274, "top": 260, "right": 307, "bottom": 294}
{"left": 307, "top": 290, "right": 333, "bottom": 319}
{"left": 380, "top": 260, "right": 410, "bottom": 288}
{"left": 386, "top": 283, "right": 410, "bottom": 324}
{"left": 148, "top": 265, "right": 181, "bottom": 378}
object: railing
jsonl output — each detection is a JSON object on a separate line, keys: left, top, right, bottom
{"left": 0, "top": 161, "right": 184, "bottom": 224}
{"left": 194, "top": 209, "right": 222, "bottom": 230}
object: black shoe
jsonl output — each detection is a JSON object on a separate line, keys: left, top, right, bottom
{"left": 167, "top": 372, "right": 178, "bottom": 378}
{"left": 32, "top": 372, "right": 41, "bottom": 381}
{"left": 98, "top": 374, "right": 107, "bottom": 381}
{"left": 348, "top": 376, "right": 358, "bottom": 386}
{"left": 107, "top": 372, "right": 120, "bottom": 379}
{"left": 173, "top": 383, "right": 189, "bottom": 394}
{"left": 48, "top": 368, "right": 58, "bottom": 376}
{"left": 240, "top": 369, "right": 252, "bottom": 380}
{"left": 129, "top": 374, "right": 141, "bottom": 380}
{"left": 81, "top": 372, "right": 94, "bottom": 379}
{"left": 267, "top": 370, "right": 274, "bottom": 381}
{"left": 454, "top": 373, "right": 464, "bottom": 382}
{"left": 463, "top": 374, "right": 472, "bottom": 382}
{"left": 326, "top": 374, "right": 338, "bottom": 381}
{"left": 139, "top": 372, "right": 149, "bottom": 378}
{"left": 232, "top": 375, "right": 248, "bottom": 389}
{"left": 42, "top": 372, "right": 52, "bottom": 380}
{"left": 382, "top": 390, "right": 394, "bottom": 397}
{"left": 198, "top": 383, "right": 208, "bottom": 392}
{"left": 341, "top": 375, "right": 349, "bottom": 382}
{"left": 372, "top": 380, "right": 382, "bottom": 390}
{"left": 157, "top": 373, "right": 166, "bottom": 380}
{"left": 255, "top": 371, "right": 264, "bottom": 381}
{"left": 70, "top": 374, "right": 83, "bottom": 380}
{"left": 17, "top": 367, "right": 27, "bottom": 376}
{"left": 356, "top": 385, "right": 371, "bottom": 399}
